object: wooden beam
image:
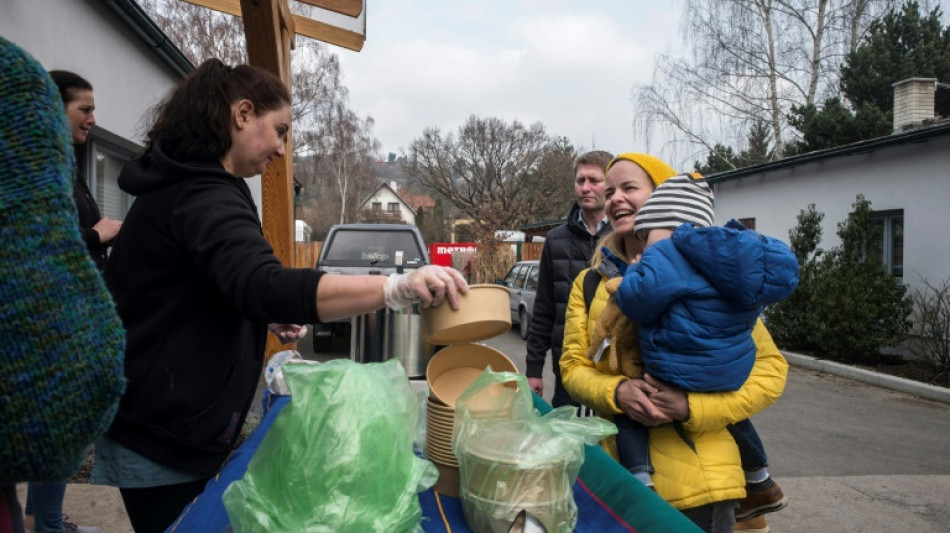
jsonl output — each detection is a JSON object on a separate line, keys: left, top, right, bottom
{"left": 239, "top": 0, "right": 297, "bottom": 356}
{"left": 183, "top": 0, "right": 365, "bottom": 51}
{"left": 291, "top": 13, "right": 364, "bottom": 51}
{"left": 295, "top": 0, "right": 363, "bottom": 17}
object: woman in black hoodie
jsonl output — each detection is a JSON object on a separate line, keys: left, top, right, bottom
{"left": 94, "top": 59, "right": 467, "bottom": 532}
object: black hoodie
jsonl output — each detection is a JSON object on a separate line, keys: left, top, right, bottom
{"left": 104, "top": 141, "right": 321, "bottom": 475}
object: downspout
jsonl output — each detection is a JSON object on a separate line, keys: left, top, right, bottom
{"left": 102, "top": 0, "right": 194, "bottom": 78}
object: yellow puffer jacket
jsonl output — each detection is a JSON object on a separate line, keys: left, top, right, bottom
{"left": 560, "top": 268, "right": 788, "bottom": 511}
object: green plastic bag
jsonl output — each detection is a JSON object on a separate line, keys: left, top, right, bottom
{"left": 223, "top": 359, "right": 436, "bottom": 532}
{"left": 452, "top": 370, "right": 616, "bottom": 533}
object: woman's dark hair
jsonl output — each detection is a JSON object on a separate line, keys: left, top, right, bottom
{"left": 144, "top": 58, "right": 291, "bottom": 160}
{"left": 48, "top": 70, "right": 93, "bottom": 104}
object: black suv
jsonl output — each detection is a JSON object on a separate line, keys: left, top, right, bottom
{"left": 312, "top": 224, "right": 429, "bottom": 352}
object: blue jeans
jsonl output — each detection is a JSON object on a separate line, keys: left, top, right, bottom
{"left": 24, "top": 481, "right": 66, "bottom": 533}
{"left": 616, "top": 417, "right": 769, "bottom": 474}
{"left": 614, "top": 415, "right": 654, "bottom": 475}
{"left": 728, "top": 418, "right": 769, "bottom": 471}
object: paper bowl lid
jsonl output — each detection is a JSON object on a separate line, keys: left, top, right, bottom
{"left": 423, "top": 284, "right": 511, "bottom": 344}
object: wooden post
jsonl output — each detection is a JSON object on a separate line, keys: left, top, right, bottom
{"left": 240, "top": 0, "right": 297, "bottom": 356}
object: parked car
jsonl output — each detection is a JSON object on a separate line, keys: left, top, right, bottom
{"left": 497, "top": 260, "right": 539, "bottom": 339}
{"left": 312, "top": 223, "right": 429, "bottom": 353}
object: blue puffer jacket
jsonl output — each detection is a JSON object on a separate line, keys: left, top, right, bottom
{"left": 615, "top": 219, "right": 799, "bottom": 391}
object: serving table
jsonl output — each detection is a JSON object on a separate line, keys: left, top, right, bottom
{"left": 165, "top": 392, "right": 699, "bottom": 532}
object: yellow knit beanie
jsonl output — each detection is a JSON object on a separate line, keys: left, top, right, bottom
{"left": 605, "top": 153, "right": 678, "bottom": 187}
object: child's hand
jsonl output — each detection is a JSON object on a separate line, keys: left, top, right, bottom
{"left": 616, "top": 379, "right": 671, "bottom": 427}
{"left": 644, "top": 374, "right": 690, "bottom": 422}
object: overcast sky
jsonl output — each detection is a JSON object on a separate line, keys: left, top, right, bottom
{"left": 332, "top": 1, "right": 683, "bottom": 163}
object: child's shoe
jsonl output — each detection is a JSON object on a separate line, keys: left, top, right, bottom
{"left": 734, "top": 514, "right": 770, "bottom": 532}
{"left": 735, "top": 478, "right": 788, "bottom": 521}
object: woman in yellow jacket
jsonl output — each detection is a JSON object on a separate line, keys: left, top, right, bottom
{"left": 560, "top": 153, "right": 788, "bottom": 533}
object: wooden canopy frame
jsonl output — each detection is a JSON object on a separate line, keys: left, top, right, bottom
{"left": 181, "top": 0, "right": 365, "bottom": 353}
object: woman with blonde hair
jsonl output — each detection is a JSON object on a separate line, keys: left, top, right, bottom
{"left": 560, "top": 153, "right": 788, "bottom": 533}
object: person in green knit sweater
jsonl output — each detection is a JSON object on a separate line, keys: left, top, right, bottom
{"left": 24, "top": 69, "right": 115, "bottom": 533}
{"left": 0, "top": 37, "right": 126, "bottom": 533}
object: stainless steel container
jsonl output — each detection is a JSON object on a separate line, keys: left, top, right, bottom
{"left": 351, "top": 304, "right": 433, "bottom": 378}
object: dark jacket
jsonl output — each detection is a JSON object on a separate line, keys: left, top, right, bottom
{"left": 104, "top": 141, "right": 322, "bottom": 475}
{"left": 525, "top": 202, "right": 611, "bottom": 379}
{"left": 73, "top": 169, "right": 108, "bottom": 271}
{"left": 616, "top": 220, "right": 799, "bottom": 391}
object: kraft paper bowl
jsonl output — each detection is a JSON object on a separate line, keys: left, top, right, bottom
{"left": 423, "top": 284, "right": 511, "bottom": 344}
{"left": 425, "top": 344, "right": 517, "bottom": 408}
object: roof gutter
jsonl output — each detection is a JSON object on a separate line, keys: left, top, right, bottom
{"left": 706, "top": 121, "right": 950, "bottom": 184}
{"left": 103, "top": 0, "right": 194, "bottom": 78}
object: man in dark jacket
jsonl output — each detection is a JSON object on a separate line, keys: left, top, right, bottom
{"left": 525, "top": 150, "right": 613, "bottom": 407}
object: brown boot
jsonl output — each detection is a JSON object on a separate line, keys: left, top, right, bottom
{"left": 734, "top": 514, "right": 769, "bottom": 532}
{"left": 735, "top": 479, "right": 788, "bottom": 521}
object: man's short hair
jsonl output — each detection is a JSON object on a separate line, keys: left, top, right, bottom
{"left": 573, "top": 150, "right": 614, "bottom": 175}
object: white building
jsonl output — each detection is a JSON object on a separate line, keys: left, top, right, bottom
{"left": 2, "top": 0, "right": 190, "bottom": 219}
{"left": 707, "top": 79, "right": 950, "bottom": 294}
{"left": 358, "top": 181, "right": 417, "bottom": 224}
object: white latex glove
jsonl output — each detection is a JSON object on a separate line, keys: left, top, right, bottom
{"left": 383, "top": 265, "right": 469, "bottom": 310}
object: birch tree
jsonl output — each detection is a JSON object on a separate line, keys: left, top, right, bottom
{"left": 634, "top": 0, "right": 898, "bottom": 168}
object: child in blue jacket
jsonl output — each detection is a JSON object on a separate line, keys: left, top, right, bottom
{"left": 613, "top": 173, "right": 799, "bottom": 521}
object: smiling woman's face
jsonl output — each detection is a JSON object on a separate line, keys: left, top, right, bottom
{"left": 605, "top": 160, "right": 655, "bottom": 240}
{"left": 65, "top": 90, "right": 95, "bottom": 144}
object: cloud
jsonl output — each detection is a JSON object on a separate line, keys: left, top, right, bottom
{"left": 336, "top": 2, "right": 681, "bottom": 157}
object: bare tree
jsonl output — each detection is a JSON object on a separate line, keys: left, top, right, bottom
{"left": 403, "top": 116, "right": 559, "bottom": 237}
{"left": 141, "top": 0, "right": 247, "bottom": 64}
{"left": 634, "top": 0, "right": 899, "bottom": 167}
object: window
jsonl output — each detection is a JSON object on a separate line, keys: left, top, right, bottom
{"left": 372, "top": 202, "right": 382, "bottom": 211}
{"left": 504, "top": 265, "right": 523, "bottom": 287}
{"left": 869, "top": 210, "right": 904, "bottom": 277}
{"left": 525, "top": 266, "right": 539, "bottom": 292}
{"left": 78, "top": 127, "right": 139, "bottom": 219}
{"left": 738, "top": 218, "right": 756, "bottom": 230}
{"left": 388, "top": 202, "right": 399, "bottom": 212}
{"left": 514, "top": 264, "right": 529, "bottom": 289}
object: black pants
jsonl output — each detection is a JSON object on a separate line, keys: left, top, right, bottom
{"left": 680, "top": 500, "right": 738, "bottom": 533}
{"left": 120, "top": 478, "right": 210, "bottom": 533}
{"left": 551, "top": 375, "right": 577, "bottom": 409}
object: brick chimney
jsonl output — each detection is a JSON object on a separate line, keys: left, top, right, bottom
{"left": 892, "top": 78, "right": 936, "bottom": 132}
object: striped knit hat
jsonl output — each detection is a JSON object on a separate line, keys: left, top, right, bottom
{"left": 633, "top": 174, "right": 715, "bottom": 237}
{"left": 0, "top": 37, "right": 126, "bottom": 482}
{"left": 605, "top": 153, "right": 679, "bottom": 188}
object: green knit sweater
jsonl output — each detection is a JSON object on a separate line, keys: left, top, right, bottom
{"left": 0, "top": 37, "right": 126, "bottom": 482}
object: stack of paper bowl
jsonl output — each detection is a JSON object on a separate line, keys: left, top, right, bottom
{"left": 422, "top": 285, "right": 517, "bottom": 498}
{"left": 457, "top": 421, "right": 576, "bottom": 532}
{"left": 423, "top": 321, "right": 517, "bottom": 497}
{"left": 425, "top": 396, "right": 460, "bottom": 496}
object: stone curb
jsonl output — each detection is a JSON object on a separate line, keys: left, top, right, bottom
{"left": 783, "top": 350, "right": 950, "bottom": 405}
